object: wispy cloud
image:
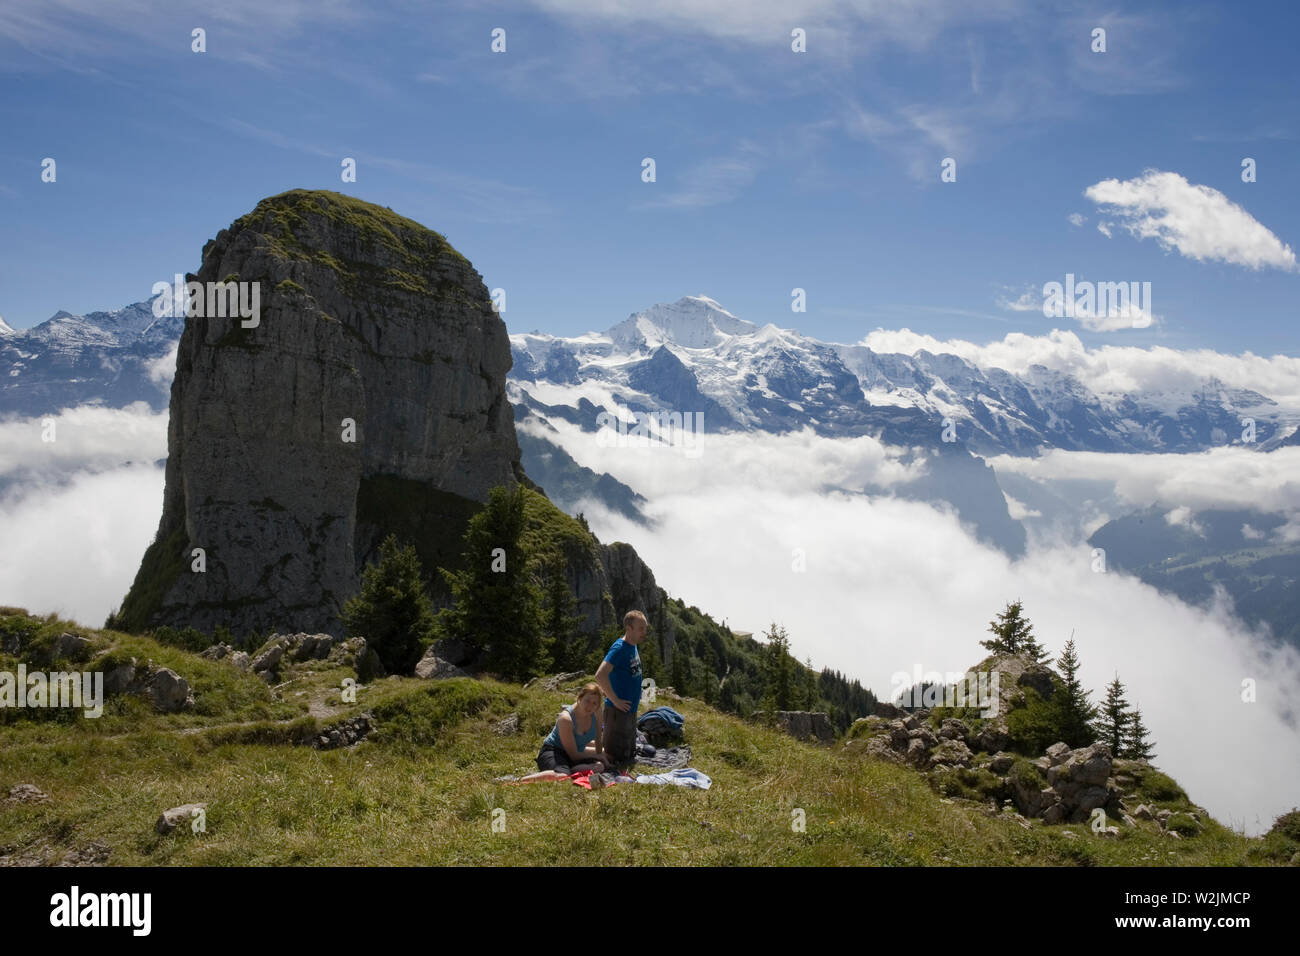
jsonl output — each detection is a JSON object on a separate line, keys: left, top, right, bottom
{"left": 1085, "top": 169, "right": 1298, "bottom": 272}
{"left": 220, "top": 119, "right": 552, "bottom": 224}
{"left": 637, "top": 147, "right": 761, "bottom": 209}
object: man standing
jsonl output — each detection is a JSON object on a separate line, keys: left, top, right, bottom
{"left": 595, "top": 610, "right": 647, "bottom": 771}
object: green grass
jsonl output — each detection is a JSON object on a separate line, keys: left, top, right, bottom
{"left": 0, "top": 609, "right": 1285, "bottom": 867}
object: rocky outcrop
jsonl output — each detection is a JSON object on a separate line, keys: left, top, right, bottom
{"left": 414, "top": 647, "right": 469, "bottom": 680}
{"left": 94, "top": 656, "right": 194, "bottom": 713}
{"left": 117, "top": 190, "right": 529, "bottom": 640}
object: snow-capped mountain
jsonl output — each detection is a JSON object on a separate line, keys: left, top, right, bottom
{"left": 0, "top": 300, "right": 183, "bottom": 416}
{"left": 509, "top": 296, "right": 1289, "bottom": 457}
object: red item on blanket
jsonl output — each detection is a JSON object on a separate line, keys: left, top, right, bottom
{"left": 570, "top": 770, "right": 620, "bottom": 790}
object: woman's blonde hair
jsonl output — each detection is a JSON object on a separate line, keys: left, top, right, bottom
{"left": 577, "top": 682, "right": 602, "bottom": 703}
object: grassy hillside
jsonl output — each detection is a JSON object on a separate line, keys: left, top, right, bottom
{"left": 0, "top": 608, "right": 1290, "bottom": 866}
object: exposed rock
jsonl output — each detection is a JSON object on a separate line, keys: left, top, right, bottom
{"left": 493, "top": 713, "right": 520, "bottom": 736}
{"left": 938, "top": 718, "right": 969, "bottom": 740}
{"left": 414, "top": 647, "right": 469, "bottom": 680}
{"left": 146, "top": 668, "right": 194, "bottom": 713}
{"left": 314, "top": 715, "right": 371, "bottom": 750}
{"left": 56, "top": 843, "right": 113, "bottom": 866}
{"left": 251, "top": 644, "right": 284, "bottom": 675}
{"left": 971, "top": 726, "right": 1009, "bottom": 753}
{"left": 1045, "top": 742, "right": 1072, "bottom": 765}
{"left": 871, "top": 700, "right": 904, "bottom": 718}
{"left": 102, "top": 660, "right": 137, "bottom": 695}
{"left": 229, "top": 651, "right": 251, "bottom": 671}
{"left": 988, "top": 752, "right": 1015, "bottom": 774}
{"left": 5, "top": 784, "right": 49, "bottom": 804}
{"left": 930, "top": 739, "right": 973, "bottom": 768}
{"left": 156, "top": 803, "right": 207, "bottom": 835}
{"left": 116, "top": 190, "right": 529, "bottom": 640}
{"left": 523, "top": 671, "right": 588, "bottom": 693}
{"left": 200, "top": 643, "right": 233, "bottom": 660}
{"left": 905, "top": 738, "right": 929, "bottom": 767}
{"left": 1134, "top": 803, "right": 1155, "bottom": 821}
{"left": 50, "top": 631, "right": 92, "bottom": 662}
{"left": 1008, "top": 743, "right": 1115, "bottom": 825}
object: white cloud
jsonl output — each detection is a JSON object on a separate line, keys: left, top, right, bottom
{"left": 991, "top": 447, "right": 1300, "bottom": 520}
{"left": 0, "top": 462, "right": 164, "bottom": 628}
{"left": 997, "top": 289, "right": 1040, "bottom": 312}
{"left": 525, "top": 0, "right": 1029, "bottom": 47}
{"left": 1164, "top": 505, "right": 1205, "bottom": 536}
{"left": 146, "top": 341, "right": 178, "bottom": 386}
{"left": 1097, "top": 221, "right": 1112, "bottom": 238}
{"left": 1085, "top": 169, "right": 1298, "bottom": 272}
{"left": 639, "top": 150, "right": 761, "bottom": 209}
{"left": 1067, "top": 212, "right": 1086, "bottom": 227}
{"left": 539, "top": 423, "right": 1300, "bottom": 836}
{"left": 856, "top": 327, "right": 1300, "bottom": 415}
{"left": 0, "top": 403, "right": 169, "bottom": 479}
{"left": 1071, "top": 302, "right": 1158, "bottom": 333}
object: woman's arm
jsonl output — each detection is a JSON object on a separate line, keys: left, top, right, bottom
{"left": 556, "top": 711, "right": 583, "bottom": 761}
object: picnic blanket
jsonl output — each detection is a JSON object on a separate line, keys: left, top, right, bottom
{"left": 570, "top": 770, "right": 635, "bottom": 790}
{"left": 634, "top": 730, "right": 691, "bottom": 770}
{"left": 635, "top": 768, "right": 712, "bottom": 790}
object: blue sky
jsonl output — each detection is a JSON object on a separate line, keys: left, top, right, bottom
{"left": 1, "top": 0, "right": 1298, "bottom": 354}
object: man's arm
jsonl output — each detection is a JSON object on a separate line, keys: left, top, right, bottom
{"left": 594, "top": 659, "right": 628, "bottom": 711}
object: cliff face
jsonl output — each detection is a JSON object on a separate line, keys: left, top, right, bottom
{"left": 118, "top": 190, "right": 528, "bottom": 638}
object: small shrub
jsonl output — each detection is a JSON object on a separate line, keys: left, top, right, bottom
{"left": 150, "top": 625, "right": 212, "bottom": 654}
{"left": 1009, "top": 757, "right": 1046, "bottom": 792}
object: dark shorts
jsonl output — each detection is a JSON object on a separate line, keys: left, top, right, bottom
{"left": 536, "top": 744, "right": 594, "bottom": 775}
{"left": 601, "top": 702, "right": 639, "bottom": 769}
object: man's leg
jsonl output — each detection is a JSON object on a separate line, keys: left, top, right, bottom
{"left": 608, "top": 706, "right": 638, "bottom": 770}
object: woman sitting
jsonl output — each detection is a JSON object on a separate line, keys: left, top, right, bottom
{"left": 519, "top": 684, "right": 611, "bottom": 782}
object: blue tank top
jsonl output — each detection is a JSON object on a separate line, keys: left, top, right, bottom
{"left": 544, "top": 704, "right": 599, "bottom": 754}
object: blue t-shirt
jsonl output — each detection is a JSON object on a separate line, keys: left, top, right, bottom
{"left": 603, "top": 638, "right": 642, "bottom": 713}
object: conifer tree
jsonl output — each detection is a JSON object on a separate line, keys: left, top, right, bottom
{"left": 980, "top": 600, "right": 1047, "bottom": 661}
{"left": 762, "top": 622, "right": 795, "bottom": 710}
{"left": 1094, "top": 674, "right": 1131, "bottom": 756}
{"left": 435, "top": 484, "right": 544, "bottom": 682}
{"left": 539, "top": 551, "right": 584, "bottom": 672}
{"left": 1055, "top": 635, "right": 1099, "bottom": 747}
{"left": 1123, "top": 705, "right": 1156, "bottom": 761}
{"left": 342, "top": 533, "right": 437, "bottom": 676}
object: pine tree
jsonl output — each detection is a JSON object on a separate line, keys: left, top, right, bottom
{"left": 1055, "top": 634, "right": 1098, "bottom": 747}
{"left": 1094, "top": 674, "right": 1131, "bottom": 756}
{"left": 676, "top": 642, "right": 696, "bottom": 697}
{"left": 801, "top": 656, "right": 819, "bottom": 712}
{"left": 1123, "top": 705, "right": 1156, "bottom": 761}
{"left": 342, "top": 533, "right": 437, "bottom": 676}
{"left": 762, "top": 622, "right": 795, "bottom": 710}
{"left": 980, "top": 600, "right": 1045, "bottom": 659}
{"left": 435, "top": 484, "right": 544, "bottom": 682}
{"left": 539, "top": 552, "right": 584, "bottom": 671}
